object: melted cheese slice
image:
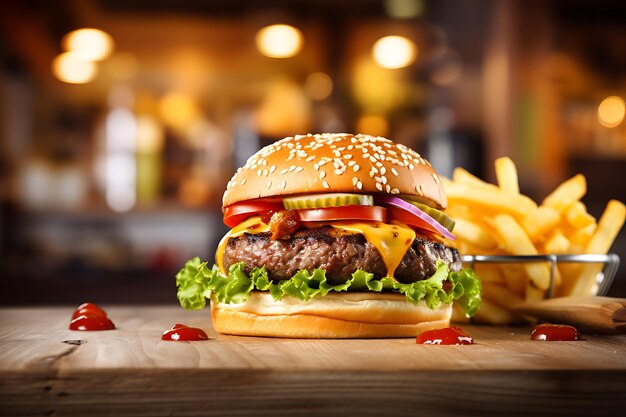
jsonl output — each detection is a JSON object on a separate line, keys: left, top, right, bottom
{"left": 215, "top": 216, "right": 415, "bottom": 278}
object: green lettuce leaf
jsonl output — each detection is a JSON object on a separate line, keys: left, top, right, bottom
{"left": 176, "top": 259, "right": 482, "bottom": 317}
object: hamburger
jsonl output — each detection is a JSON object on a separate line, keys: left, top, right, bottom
{"left": 176, "top": 133, "right": 481, "bottom": 338}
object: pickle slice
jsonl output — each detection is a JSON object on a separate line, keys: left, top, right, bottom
{"left": 283, "top": 193, "right": 374, "bottom": 209}
{"left": 405, "top": 200, "right": 456, "bottom": 232}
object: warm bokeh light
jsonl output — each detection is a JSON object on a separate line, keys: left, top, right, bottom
{"left": 598, "top": 96, "right": 625, "bottom": 128}
{"left": 52, "top": 52, "right": 97, "bottom": 84}
{"left": 62, "top": 28, "right": 114, "bottom": 61}
{"left": 372, "top": 36, "right": 417, "bottom": 69}
{"left": 159, "top": 92, "right": 201, "bottom": 130}
{"left": 255, "top": 24, "right": 303, "bottom": 58}
{"left": 356, "top": 114, "right": 389, "bottom": 137}
{"left": 136, "top": 116, "right": 165, "bottom": 153}
{"left": 305, "top": 72, "right": 333, "bottom": 100}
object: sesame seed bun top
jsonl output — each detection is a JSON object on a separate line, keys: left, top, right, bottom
{"left": 222, "top": 133, "right": 447, "bottom": 209}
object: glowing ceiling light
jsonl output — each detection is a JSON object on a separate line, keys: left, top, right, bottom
{"left": 62, "top": 28, "right": 114, "bottom": 61}
{"left": 305, "top": 72, "right": 333, "bottom": 100}
{"left": 598, "top": 96, "right": 625, "bottom": 128}
{"left": 372, "top": 36, "right": 417, "bottom": 69}
{"left": 52, "top": 52, "right": 97, "bottom": 84}
{"left": 255, "top": 24, "right": 303, "bottom": 58}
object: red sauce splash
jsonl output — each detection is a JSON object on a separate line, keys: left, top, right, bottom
{"left": 416, "top": 326, "right": 474, "bottom": 345}
{"left": 69, "top": 303, "right": 115, "bottom": 331}
{"left": 161, "top": 324, "right": 209, "bottom": 341}
{"left": 531, "top": 323, "right": 580, "bottom": 341}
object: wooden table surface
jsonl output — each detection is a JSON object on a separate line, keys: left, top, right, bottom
{"left": 1, "top": 306, "right": 625, "bottom": 416}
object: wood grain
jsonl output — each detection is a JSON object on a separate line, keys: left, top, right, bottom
{"left": 1, "top": 306, "right": 626, "bottom": 416}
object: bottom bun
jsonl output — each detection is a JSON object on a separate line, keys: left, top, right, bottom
{"left": 210, "top": 292, "right": 452, "bottom": 338}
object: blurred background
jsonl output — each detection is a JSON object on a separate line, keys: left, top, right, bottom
{"left": 1, "top": 0, "right": 625, "bottom": 305}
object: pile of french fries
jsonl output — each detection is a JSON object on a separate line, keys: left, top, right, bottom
{"left": 445, "top": 157, "right": 625, "bottom": 324}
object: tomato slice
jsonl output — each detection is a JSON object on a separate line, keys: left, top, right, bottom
{"left": 223, "top": 199, "right": 284, "bottom": 227}
{"left": 387, "top": 206, "right": 447, "bottom": 236}
{"left": 297, "top": 205, "right": 386, "bottom": 222}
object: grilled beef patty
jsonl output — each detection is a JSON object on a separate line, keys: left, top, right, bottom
{"left": 221, "top": 226, "right": 461, "bottom": 284}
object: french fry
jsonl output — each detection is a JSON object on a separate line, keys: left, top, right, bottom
{"left": 453, "top": 218, "right": 498, "bottom": 250}
{"left": 495, "top": 157, "right": 519, "bottom": 195}
{"left": 543, "top": 230, "right": 570, "bottom": 254}
{"left": 473, "top": 298, "right": 525, "bottom": 324}
{"left": 452, "top": 167, "right": 497, "bottom": 190}
{"left": 499, "top": 264, "right": 527, "bottom": 295}
{"left": 569, "top": 200, "right": 626, "bottom": 296}
{"left": 542, "top": 174, "right": 586, "bottom": 213}
{"left": 444, "top": 181, "right": 536, "bottom": 218}
{"left": 566, "top": 223, "right": 597, "bottom": 247}
{"left": 473, "top": 264, "right": 504, "bottom": 285}
{"left": 521, "top": 206, "right": 561, "bottom": 242}
{"left": 482, "top": 283, "right": 525, "bottom": 308}
{"left": 525, "top": 283, "right": 545, "bottom": 303}
{"left": 445, "top": 157, "right": 624, "bottom": 324}
{"left": 492, "top": 214, "right": 550, "bottom": 290}
{"left": 565, "top": 201, "right": 595, "bottom": 229}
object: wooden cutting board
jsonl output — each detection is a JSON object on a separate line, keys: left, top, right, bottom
{"left": 1, "top": 306, "right": 625, "bottom": 417}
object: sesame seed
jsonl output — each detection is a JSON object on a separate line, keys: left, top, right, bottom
{"left": 369, "top": 156, "right": 377, "bottom": 163}
{"left": 323, "top": 181, "right": 330, "bottom": 189}
{"left": 314, "top": 164, "right": 320, "bottom": 171}
{"left": 432, "top": 173, "right": 440, "bottom": 183}
{"left": 348, "top": 160, "right": 356, "bottom": 166}
{"left": 385, "top": 184, "right": 391, "bottom": 193}
{"left": 372, "top": 166, "right": 379, "bottom": 174}
{"left": 320, "top": 171, "right": 326, "bottom": 179}
{"left": 380, "top": 167, "right": 386, "bottom": 175}
{"left": 257, "top": 169, "right": 262, "bottom": 177}
{"left": 352, "top": 177, "right": 358, "bottom": 186}
{"left": 295, "top": 166, "right": 304, "bottom": 173}
{"left": 240, "top": 178, "right": 247, "bottom": 185}
{"left": 357, "top": 180, "right": 363, "bottom": 190}
{"left": 391, "top": 188, "right": 400, "bottom": 194}
{"left": 289, "top": 165, "right": 296, "bottom": 172}
{"left": 269, "top": 166, "right": 276, "bottom": 174}
{"left": 281, "top": 168, "right": 288, "bottom": 175}
{"left": 391, "top": 168, "right": 399, "bottom": 176}
{"left": 353, "top": 164, "right": 360, "bottom": 172}
{"left": 375, "top": 183, "right": 383, "bottom": 191}
{"left": 306, "top": 156, "right": 315, "bottom": 162}
{"left": 263, "top": 169, "right": 268, "bottom": 176}
{"left": 267, "top": 180, "right": 272, "bottom": 189}
{"left": 382, "top": 176, "right": 388, "bottom": 185}
{"left": 375, "top": 177, "right": 382, "bottom": 183}
{"left": 334, "top": 169, "right": 343, "bottom": 175}
{"left": 281, "top": 180, "right": 286, "bottom": 189}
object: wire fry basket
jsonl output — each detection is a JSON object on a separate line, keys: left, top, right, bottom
{"left": 461, "top": 254, "right": 621, "bottom": 298}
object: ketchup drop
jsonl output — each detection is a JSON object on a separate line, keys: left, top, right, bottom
{"left": 69, "top": 303, "right": 115, "bottom": 331}
{"left": 531, "top": 323, "right": 580, "bottom": 341}
{"left": 416, "top": 326, "right": 474, "bottom": 345}
{"left": 161, "top": 324, "right": 209, "bottom": 341}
